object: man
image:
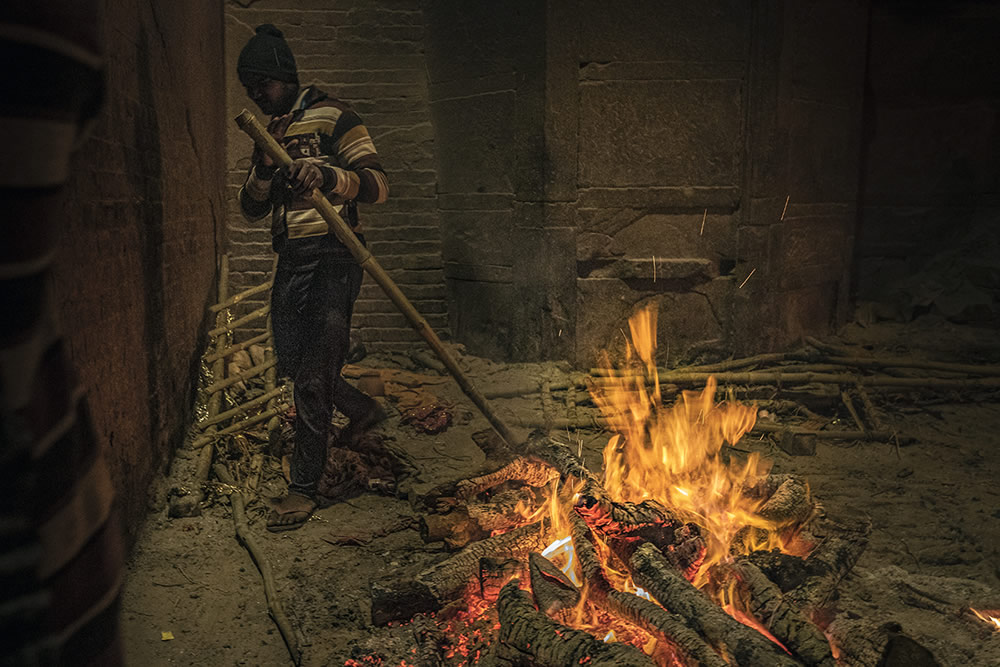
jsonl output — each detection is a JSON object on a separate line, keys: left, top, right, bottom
{"left": 236, "top": 24, "right": 389, "bottom": 531}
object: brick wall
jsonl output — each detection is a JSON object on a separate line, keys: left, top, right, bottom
{"left": 224, "top": 0, "right": 447, "bottom": 351}
{"left": 54, "top": 0, "right": 225, "bottom": 541}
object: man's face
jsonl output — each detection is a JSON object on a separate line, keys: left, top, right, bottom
{"left": 241, "top": 74, "right": 294, "bottom": 116}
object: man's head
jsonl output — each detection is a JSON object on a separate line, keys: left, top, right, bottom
{"left": 237, "top": 24, "right": 299, "bottom": 116}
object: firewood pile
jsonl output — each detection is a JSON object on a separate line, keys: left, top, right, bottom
{"left": 366, "top": 424, "right": 909, "bottom": 666}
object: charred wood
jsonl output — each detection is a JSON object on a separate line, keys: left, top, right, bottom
{"left": 518, "top": 430, "right": 605, "bottom": 499}
{"left": 411, "top": 613, "right": 446, "bottom": 667}
{"left": 630, "top": 543, "right": 803, "bottom": 666}
{"left": 744, "top": 549, "right": 814, "bottom": 592}
{"left": 420, "top": 487, "right": 544, "bottom": 549}
{"left": 756, "top": 476, "right": 814, "bottom": 527}
{"left": 729, "top": 559, "right": 836, "bottom": 667}
{"left": 455, "top": 458, "right": 558, "bottom": 501}
{"left": 487, "top": 579, "right": 656, "bottom": 667}
{"left": 479, "top": 557, "right": 525, "bottom": 601}
{"left": 570, "top": 513, "right": 727, "bottom": 667}
{"left": 528, "top": 552, "right": 580, "bottom": 614}
{"left": 413, "top": 456, "right": 552, "bottom": 513}
{"left": 371, "top": 521, "right": 549, "bottom": 625}
{"left": 784, "top": 518, "right": 872, "bottom": 614}
{"left": 418, "top": 521, "right": 549, "bottom": 601}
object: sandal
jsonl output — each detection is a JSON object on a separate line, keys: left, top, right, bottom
{"left": 266, "top": 493, "right": 317, "bottom": 532}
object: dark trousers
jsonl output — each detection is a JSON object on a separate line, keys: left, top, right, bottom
{"left": 271, "top": 251, "right": 371, "bottom": 498}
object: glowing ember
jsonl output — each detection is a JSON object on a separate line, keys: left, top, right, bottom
{"left": 591, "top": 303, "right": 783, "bottom": 589}
{"left": 971, "top": 608, "right": 1000, "bottom": 630}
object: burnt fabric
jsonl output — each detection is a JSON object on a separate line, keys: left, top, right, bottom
{"left": 271, "top": 252, "right": 374, "bottom": 497}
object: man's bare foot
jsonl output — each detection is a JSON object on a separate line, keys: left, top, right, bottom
{"left": 266, "top": 492, "right": 316, "bottom": 532}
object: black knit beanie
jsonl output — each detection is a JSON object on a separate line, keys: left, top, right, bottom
{"left": 237, "top": 24, "right": 297, "bottom": 83}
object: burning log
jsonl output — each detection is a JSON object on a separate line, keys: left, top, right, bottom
{"left": 728, "top": 559, "right": 836, "bottom": 667}
{"left": 370, "top": 521, "right": 548, "bottom": 625}
{"left": 756, "top": 476, "right": 814, "bottom": 526}
{"left": 576, "top": 496, "right": 681, "bottom": 535}
{"left": 575, "top": 497, "right": 704, "bottom": 580}
{"left": 479, "top": 557, "right": 525, "bottom": 600}
{"left": 629, "top": 543, "right": 803, "bottom": 667}
{"left": 570, "top": 513, "right": 727, "bottom": 667}
{"left": 421, "top": 486, "right": 544, "bottom": 549}
{"left": 528, "top": 552, "right": 580, "bottom": 614}
{"left": 411, "top": 613, "right": 447, "bottom": 667}
{"left": 519, "top": 430, "right": 605, "bottom": 496}
{"left": 784, "top": 518, "right": 872, "bottom": 614}
{"left": 485, "top": 579, "right": 656, "bottom": 667}
{"left": 455, "top": 458, "right": 558, "bottom": 501}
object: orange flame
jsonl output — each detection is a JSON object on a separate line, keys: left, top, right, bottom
{"left": 592, "top": 303, "right": 782, "bottom": 586}
{"left": 971, "top": 608, "right": 1000, "bottom": 631}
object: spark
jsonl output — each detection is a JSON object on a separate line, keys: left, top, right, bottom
{"left": 738, "top": 268, "right": 756, "bottom": 289}
{"left": 700, "top": 209, "right": 707, "bottom": 236}
{"left": 652, "top": 256, "right": 656, "bottom": 282}
{"left": 780, "top": 195, "right": 790, "bottom": 220}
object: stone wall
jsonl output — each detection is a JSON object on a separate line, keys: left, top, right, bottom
{"left": 55, "top": 0, "right": 225, "bottom": 540}
{"left": 735, "top": 0, "right": 870, "bottom": 353}
{"left": 224, "top": 0, "right": 445, "bottom": 351}
{"left": 423, "top": 0, "right": 574, "bottom": 361}
{"left": 855, "top": 1, "right": 1000, "bottom": 318}
{"left": 426, "top": 0, "right": 871, "bottom": 365}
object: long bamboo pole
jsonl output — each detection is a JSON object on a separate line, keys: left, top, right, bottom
{"left": 235, "top": 109, "right": 521, "bottom": 448}
{"left": 203, "top": 357, "right": 276, "bottom": 395}
{"left": 264, "top": 255, "right": 281, "bottom": 451}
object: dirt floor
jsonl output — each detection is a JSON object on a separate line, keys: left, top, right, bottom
{"left": 121, "top": 314, "right": 1000, "bottom": 666}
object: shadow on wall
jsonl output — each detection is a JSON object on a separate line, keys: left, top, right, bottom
{"left": 129, "top": 26, "right": 168, "bottom": 457}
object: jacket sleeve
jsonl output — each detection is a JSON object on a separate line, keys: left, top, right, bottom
{"left": 238, "top": 164, "right": 275, "bottom": 221}
{"left": 317, "top": 110, "right": 389, "bottom": 204}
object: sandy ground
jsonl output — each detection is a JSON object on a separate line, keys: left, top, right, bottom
{"left": 121, "top": 315, "right": 1000, "bottom": 666}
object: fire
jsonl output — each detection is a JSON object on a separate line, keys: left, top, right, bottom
{"left": 971, "top": 608, "right": 1000, "bottom": 631}
{"left": 591, "top": 303, "right": 782, "bottom": 586}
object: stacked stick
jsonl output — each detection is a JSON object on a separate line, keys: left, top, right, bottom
{"left": 169, "top": 254, "right": 285, "bottom": 518}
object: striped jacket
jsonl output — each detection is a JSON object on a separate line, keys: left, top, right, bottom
{"left": 1, "top": 4, "right": 123, "bottom": 666}
{"left": 239, "top": 86, "right": 389, "bottom": 255}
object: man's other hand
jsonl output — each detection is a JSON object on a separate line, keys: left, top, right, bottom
{"left": 288, "top": 159, "right": 323, "bottom": 195}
